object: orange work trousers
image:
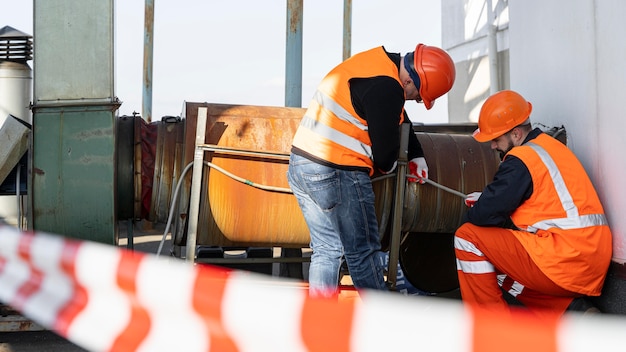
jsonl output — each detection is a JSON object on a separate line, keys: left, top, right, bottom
{"left": 454, "top": 223, "right": 578, "bottom": 317}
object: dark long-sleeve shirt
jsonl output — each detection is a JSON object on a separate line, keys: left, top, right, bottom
{"left": 462, "top": 128, "right": 543, "bottom": 227}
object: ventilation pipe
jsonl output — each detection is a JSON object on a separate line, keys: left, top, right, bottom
{"left": 0, "top": 26, "right": 32, "bottom": 123}
{"left": 0, "top": 26, "right": 33, "bottom": 228}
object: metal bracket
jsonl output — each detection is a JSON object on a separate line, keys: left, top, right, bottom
{"left": 386, "top": 122, "right": 410, "bottom": 291}
{"left": 185, "top": 107, "right": 208, "bottom": 262}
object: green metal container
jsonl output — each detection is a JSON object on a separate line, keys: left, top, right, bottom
{"left": 31, "top": 104, "right": 118, "bottom": 244}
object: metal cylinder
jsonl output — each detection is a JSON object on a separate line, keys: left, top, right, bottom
{"left": 188, "top": 103, "right": 318, "bottom": 247}
{"left": 403, "top": 132, "right": 501, "bottom": 233}
{"left": 399, "top": 232, "right": 459, "bottom": 294}
{"left": 396, "top": 133, "right": 500, "bottom": 294}
{"left": 0, "top": 61, "right": 32, "bottom": 123}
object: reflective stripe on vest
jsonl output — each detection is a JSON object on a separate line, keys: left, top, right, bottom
{"left": 523, "top": 142, "right": 608, "bottom": 233}
{"left": 298, "top": 90, "right": 373, "bottom": 160}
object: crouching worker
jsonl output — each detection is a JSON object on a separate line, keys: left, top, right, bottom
{"left": 455, "top": 90, "right": 612, "bottom": 317}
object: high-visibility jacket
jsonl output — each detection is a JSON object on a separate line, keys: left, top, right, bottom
{"left": 507, "top": 133, "right": 612, "bottom": 295}
{"left": 292, "top": 46, "right": 404, "bottom": 176}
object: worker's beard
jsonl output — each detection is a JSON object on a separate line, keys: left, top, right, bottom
{"left": 497, "top": 139, "right": 515, "bottom": 160}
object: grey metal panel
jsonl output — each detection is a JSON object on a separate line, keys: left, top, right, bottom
{"left": 33, "top": 0, "right": 114, "bottom": 103}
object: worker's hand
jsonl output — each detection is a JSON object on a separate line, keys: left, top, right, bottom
{"left": 464, "top": 192, "right": 482, "bottom": 207}
{"left": 408, "top": 157, "right": 428, "bottom": 184}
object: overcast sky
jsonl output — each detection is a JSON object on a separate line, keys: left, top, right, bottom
{"left": 1, "top": 1, "right": 446, "bottom": 123}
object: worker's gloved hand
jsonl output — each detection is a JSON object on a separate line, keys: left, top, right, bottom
{"left": 464, "top": 192, "right": 482, "bottom": 207}
{"left": 408, "top": 157, "right": 428, "bottom": 184}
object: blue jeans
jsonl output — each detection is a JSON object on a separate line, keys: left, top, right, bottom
{"left": 287, "top": 153, "right": 387, "bottom": 296}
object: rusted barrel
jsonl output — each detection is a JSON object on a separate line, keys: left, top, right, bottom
{"left": 172, "top": 103, "right": 500, "bottom": 250}
{"left": 175, "top": 103, "right": 309, "bottom": 247}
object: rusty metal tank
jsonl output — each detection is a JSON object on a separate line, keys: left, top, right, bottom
{"left": 171, "top": 103, "right": 501, "bottom": 251}
{"left": 402, "top": 132, "right": 500, "bottom": 233}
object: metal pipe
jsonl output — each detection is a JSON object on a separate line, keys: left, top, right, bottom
{"left": 142, "top": 0, "right": 155, "bottom": 122}
{"left": 16, "top": 163, "right": 21, "bottom": 231}
{"left": 198, "top": 144, "right": 289, "bottom": 161}
{"left": 343, "top": 0, "right": 352, "bottom": 61}
{"left": 285, "top": 0, "right": 303, "bottom": 107}
{"left": 284, "top": 0, "right": 305, "bottom": 278}
{"left": 185, "top": 107, "right": 208, "bottom": 262}
{"left": 195, "top": 257, "right": 310, "bottom": 265}
{"left": 486, "top": 0, "right": 499, "bottom": 94}
{"left": 408, "top": 176, "right": 468, "bottom": 199}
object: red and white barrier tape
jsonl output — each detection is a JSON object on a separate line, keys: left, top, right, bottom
{"left": 0, "top": 225, "right": 624, "bottom": 351}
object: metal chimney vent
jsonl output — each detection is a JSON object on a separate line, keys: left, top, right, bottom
{"left": 0, "top": 26, "right": 33, "bottom": 63}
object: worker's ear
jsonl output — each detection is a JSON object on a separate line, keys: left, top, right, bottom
{"left": 510, "top": 126, "right": 520, "bottom": 139}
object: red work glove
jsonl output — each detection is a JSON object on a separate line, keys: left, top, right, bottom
{"left": 408, "top": 157, "right": 428, "bottom": 184}
{"left": 464, "top": 192, "right": 482, "bottom": 207}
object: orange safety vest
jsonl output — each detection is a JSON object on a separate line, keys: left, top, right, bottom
{"left": 292, "top": 46, "right": 405, "bottom": 175}
{"left": 507, "top": 133, "right": 612, "bottom": 295}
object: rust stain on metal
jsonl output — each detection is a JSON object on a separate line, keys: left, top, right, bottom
{"left": 74, "top": 127, "right": 113, "bottom": 141}
{"left": 287, "top": 0, "right": 303, "bottom": 32}
{"left": 236, "top": 120, "right": 251, "bottom": 138}
{"left": 0, "top": 305, "right": 44, "bottom": 331}
{"left": 144, "top": 5, "right": 154, "bottom": 28}
{"left": 18, "top": 321, "right": 33, "bottom": 330}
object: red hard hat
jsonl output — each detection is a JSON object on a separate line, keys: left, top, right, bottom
{"left": 473, "top": 90, "right": 533, "bottom": 142}
{"left": 414, "top": 44, "right": 456, "bottom": 110}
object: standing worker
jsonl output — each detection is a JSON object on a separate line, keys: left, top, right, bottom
{"left": 287, "top": 44, "right": 456, "bottom": 297}
{"left": 455, "top": 90, "right": 612, "bottom": 316}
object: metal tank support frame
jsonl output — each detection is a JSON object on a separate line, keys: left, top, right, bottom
{"left": 183, "top": 107, "right": 309, "bottom": 267}
{"left": 185, "top": 107, "right": 208, "bottom": 262}
{"left": 386, "top": 122, "right": 410, "bottom": 291}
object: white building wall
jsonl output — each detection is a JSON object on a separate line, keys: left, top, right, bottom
{"left": 509, "top": 0, "right": 626, "bottom": 262}
{"left": 594, "top": 3, "right": 626, "bottom": 263}
{"left": 444, "top": 0, "right": 626, "bottom": 262}
{"left": 442, "top": 0, "right": 510, "bottom": 123}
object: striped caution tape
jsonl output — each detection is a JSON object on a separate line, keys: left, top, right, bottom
{"left": 0, "top": 225, "right": 624, "bottom": 351}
